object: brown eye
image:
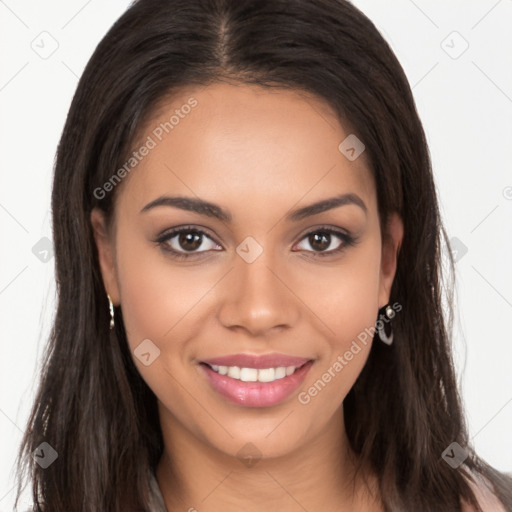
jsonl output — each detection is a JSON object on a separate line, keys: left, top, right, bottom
{"left": 177, "top": 231, "right": 203, "bottom": 251}
{"left": 156, "top": 226, "right": 222, "bottom": 258}
{"left": 308, "top": 231, "right": 331, "bottom": 252}
{"left": 294, "top": 227, "right": 358, "bottom": 257}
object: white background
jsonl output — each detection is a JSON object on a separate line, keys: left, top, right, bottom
{"left": 1, "top": 0, "right": 511, "bottom": 509}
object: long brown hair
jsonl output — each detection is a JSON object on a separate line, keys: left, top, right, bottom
{"left": 15, "top": 0, "right": 512, "bottom": 510}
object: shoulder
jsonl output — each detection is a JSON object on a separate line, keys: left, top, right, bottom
{"left": 460, "top": 472, "right": 508, "bottom": 512}
{"left": 148, "top": 468, "right": 168, "bottom": 512}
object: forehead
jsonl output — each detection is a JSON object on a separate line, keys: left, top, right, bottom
{"left": 116, "top": 82, "right": 376, "bottom": 220}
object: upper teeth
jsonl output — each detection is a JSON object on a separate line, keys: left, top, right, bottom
{"left": 210, "top": 365, "right": 298, "bottom": 382}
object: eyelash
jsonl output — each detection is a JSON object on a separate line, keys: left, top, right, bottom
{"left": 154, "top": 225, "right": 359, "bottom": 261}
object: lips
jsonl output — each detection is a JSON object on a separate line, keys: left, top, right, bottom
{"left": 200, "top": 353, "right": 311, "bottom": 369}
{"left": 198, "top": 353, "right": 314, "bottom": 407}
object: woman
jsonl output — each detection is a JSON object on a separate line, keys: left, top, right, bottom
{"left": 14, "top": 0, "right": 512, "bottom": 510}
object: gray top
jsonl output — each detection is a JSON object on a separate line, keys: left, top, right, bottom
{"left": 147, "top": 467, "right": 512, "bottom": 512}
{"left": 148, "top": 469, "right": 168, "bottom": 512}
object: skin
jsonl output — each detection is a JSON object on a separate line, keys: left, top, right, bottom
{"left": 91, "top": 82, "right": 403, "bottom": 512}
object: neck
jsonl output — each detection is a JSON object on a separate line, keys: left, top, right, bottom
{"left": 155, "top": 404, "right": 382, "bottom": 512}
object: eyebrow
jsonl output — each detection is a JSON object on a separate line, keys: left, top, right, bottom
{"left": 140, "top": 193, "right": 367, "bottom": 222}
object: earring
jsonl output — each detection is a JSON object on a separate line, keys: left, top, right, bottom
{"left": 107, "top": 294, "right": 115, "bottom": 330}
{"left": 377, "top": 304, "right": 394, "bottom": 345}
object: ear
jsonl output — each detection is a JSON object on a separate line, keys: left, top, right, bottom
{"left": 378, "top": 212, "right": 403, "bottom": 308}
{"left": 90, "top": 208, "right": 120, "bottom": 305}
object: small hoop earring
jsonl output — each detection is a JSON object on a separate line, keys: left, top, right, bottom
{"left": 107, "top": 294, "right": 115, "bottom": 330}
{"left": 377, "top": 304, "right": 394, "bottom": 345}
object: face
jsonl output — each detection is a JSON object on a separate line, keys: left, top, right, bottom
{"left": 91, "top": 82, "right": 403, "bottom": 460}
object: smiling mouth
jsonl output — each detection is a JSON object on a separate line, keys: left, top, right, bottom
{"left": 199, "top": 360, "right": 311, "bottom": 383}
{"left": 198, "top": 359, "right": 315, "bottom": 408}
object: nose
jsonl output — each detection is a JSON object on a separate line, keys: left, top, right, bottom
{"left": 217, "top": 247, "right": 300, "bottom": 337}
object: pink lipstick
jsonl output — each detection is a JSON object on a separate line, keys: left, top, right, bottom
{"left": 198, "top": 353, "right": 314, "bottom": 408}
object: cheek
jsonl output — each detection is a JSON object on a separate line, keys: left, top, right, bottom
{"left": 113, "top": 236, "right": 209, "bottom": 414}
{"left": 115, "top": 234, "right": 209, "bottom": 348}
{"left": 295, "top": 239, "right": 382, "bottom": 411}
{"left": 295, "top": 236, "right": 382, "bottom": 340}
{"left": 113, "top": 231, "right": 223, "bottom": 404}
